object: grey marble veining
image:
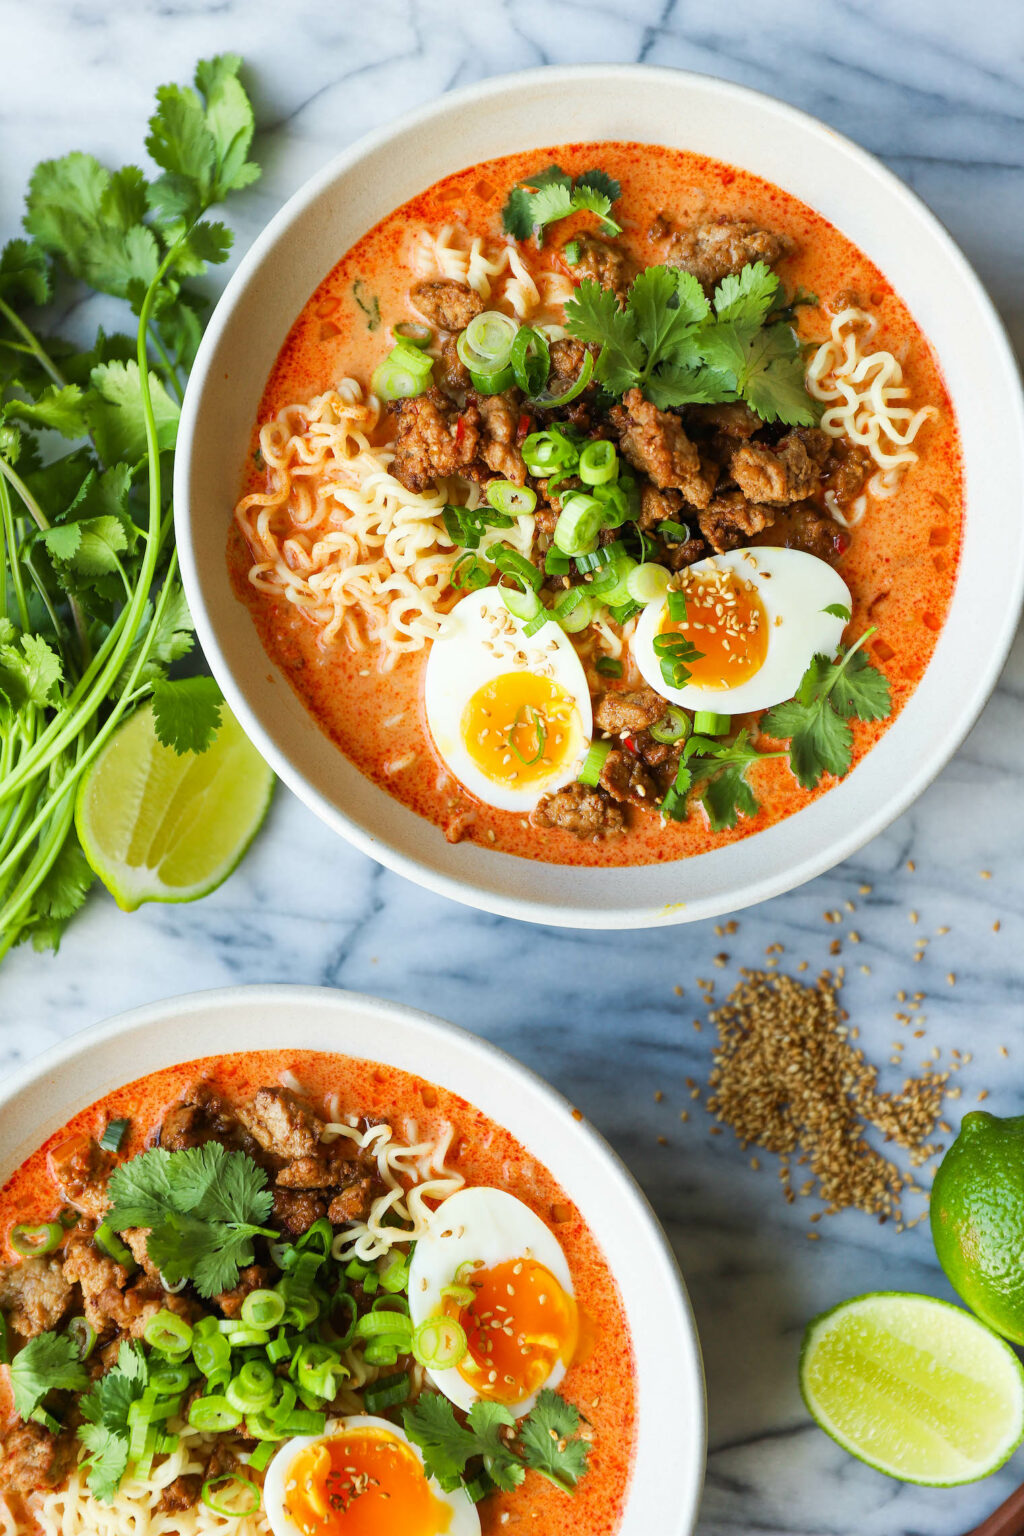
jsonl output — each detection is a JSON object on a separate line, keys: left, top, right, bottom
{"left": 3, "top": 2, "right": 1024, "bottom": 1531}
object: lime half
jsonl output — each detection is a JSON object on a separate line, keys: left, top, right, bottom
{"left": 76, "top": 700, "right": 274, "bottom": 911}
{"left": 800, "top": 1291, "right": 1024, "bottom": 1485}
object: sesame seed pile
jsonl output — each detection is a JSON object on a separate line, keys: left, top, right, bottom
{"left": 704, "top": 968, "right": 949, "bottom": 1225}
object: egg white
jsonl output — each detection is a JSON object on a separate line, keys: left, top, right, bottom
{"left": 631, "top": 546, "right": 853, "bottom": 715}
{"left": 408, "top": 1186, "right": 575, "bottom": 1415}
{"left": 262, "top": 1414, "right": 480, "bottom": 1536}
{"left": 423, "top": 587, "right": 592, "bottom": 812}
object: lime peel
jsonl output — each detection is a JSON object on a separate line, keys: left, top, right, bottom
{"left": 75, "top": 701, "right": 273, "bottom": 910}
{"left": 800, "top": 1291, "right": 1024, "bottom": 1486}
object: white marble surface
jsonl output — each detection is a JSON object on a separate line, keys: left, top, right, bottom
{"left": 3, "top": 2, "right": 1024, "bottom": 1531}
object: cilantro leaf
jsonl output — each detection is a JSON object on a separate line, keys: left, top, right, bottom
{"left": 696, "top": 268, "right": 818, "bottom": 426}
{"left": 0, "top": 239, "right": 51, "bottom": 306}
{"left": 146, "top": 52, "right": 259, "bottom": 228}
{"left": 466, "top": 1402, "right": 524, "bottom": 1493}
{"left": 9, "top": 1331, "right": 89, "bottom": 1420}
{"left": 112, "top": 583, "right": 195, "bottom": 694}
{"left": 403, "top": 1393, "right": 480, "bottom": 1487}
{"left": 564, "top": 279, "right": 641, "bottom": 394}
{"left": 822, "top": 602, "right": 851, "bottom": 620}
{"left": 78, "top": 1342, "right": 147, "bottom": 1502}
{"left": 686, "top": 729, "right": 776, "bottom": 832}
{"left": 501, "top": 164, "right": 621, "bottom": 243}
{"left": 28, "top": 829, "right": 95, "bottom": 937}
{"left": 5, "top": 383, "right": 91, "bottom": 439}
{"left": 25, "top": 155, "right": 160, "bottom": 300}
{"left": 711, "top": 260, "right": 779, "bottom": 325}
{"left": 78, "top": 1424, "right": 130, "bottom": 1503}
{"left": 87, "top": 360, "right": 180, "bottom": 463}
{"left": 105, "top": 1142, "right": 275, "bottom": 1297}
{"left": 0, "top": 630, "right": 63, "bottom": 712}
{"left": 150, "top": 675, "right": 223, "bottom": 754}
{"left": 761, "top": 631, "right": 891, "bottom": 789}
{"left": 518, "top": 1389, "right": 590, "bottom": 1493}
{"left": 575, "top": 168, "right": 621, "bottom": 203}
{"left": 501, "top": 186, "right": 537, "bottom": 242}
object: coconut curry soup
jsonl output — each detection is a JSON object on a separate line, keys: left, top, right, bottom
{"left": 231, "top": 142, "right": 961, "bottom": 866}
{"left": 0, "top": 1052, "right": 634, "bottom": 1534}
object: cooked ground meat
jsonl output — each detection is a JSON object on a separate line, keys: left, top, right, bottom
{"left": 666, "top": 218, "right": 791, "bottom": 290}
{"left": 215, "top": 1264, "right": 269, "bottom": 1319}
{"left": 62, "top": 1224, "right": 196, "bottom": 1340}
{"left": 0, "top": 1419, "right": 77, "bottom": 1493}
{"left": 158, "top": 1473, "right": 203, "bottom": 1513}
{"left": 638, "top": 483, "right": 686, "bottom": 532}
{"left": 563, "top": 234, "right": 631, "bottom": 299}
{"left": 532, "top": 781, "right": 625, "bottom": 839}
{"left": 599, "top": 749, "right": 658, "bottom": 808}
{"left": 0, "top": 1257, "right": 72, "bottom": 1338}
{"left": 611, "top": 388, "right": 716, "bottom": 508}
{"left": 236, "top": 1087, "right": 327, "bottom": 1163}
{"left": 698, "top": 491, "right": 777, "bottom": 553}
{"left": 693, "top": 401, "right": 763, "bottom": 441}
{"left": 474, "top": 391, "right": 526, "bottom": 484}
{"left": 594, "top": 687, "right": 666, "bottom": 735}
{"left": 275, "top": 1151, "right": 366, "bottom": 1190}
{"left": 663, "top": 534, "right": 710, "bottom": 571}
{"left": 272, "top": 1186, "right": 327, "bottom": 1235}
{"left": 439, "top": 334, "right": 470, "bottom": 393}
{"left": 327, "top": 1177, "right": 377, "bottom": 1225}
{"left": 121, "top": 1227, "right": 161, "bottom": 1282}
{"left": 728, "top": 429, "right": 828, "bottom": 506}
{"left": 546, "top": 337, "right": 593, "bottom": 397}
{"left": 158, "top": 1081, "right": 241, "bottom": 1153}
{"left": 409, "top": 279, "right": 483, "bottom": 332}
{"left": 48, "top": 1136, "right": 113, "bottom": 1220}
{"left": 752, "top": 502, "right": 847, "bottom": 563}
{"left": 823, "top": 438, "right": 871, "bottom": 507}
{"left": 389, "top": 389, "right": 479, "bottom": 493}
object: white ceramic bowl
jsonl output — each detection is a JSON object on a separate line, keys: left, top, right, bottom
{"left": 0, "top": 984, "right": 705, "bottom": 1534}
{"left": 175, "top": 65, "right": 1024, "bottom": 928}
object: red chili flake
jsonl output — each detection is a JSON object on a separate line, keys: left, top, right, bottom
{"left": 455, "top": 415, "right": 467, "bottom": 445}
{"left": 621, "top": 734, "right": 638, "bottom": 755}
{"left": 517, "top": 412, "right": 532, "bottom": 442}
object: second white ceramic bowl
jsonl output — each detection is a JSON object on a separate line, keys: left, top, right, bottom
{"left": 175, "top": 65, "right": 1024, "bottom": 928}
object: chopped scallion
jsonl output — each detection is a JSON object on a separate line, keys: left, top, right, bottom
{"left": 579, "top": 739, "right": 612, "bottom": 787}
{"left": 99, "top": 1118, "right": 130, "bottom": 1153}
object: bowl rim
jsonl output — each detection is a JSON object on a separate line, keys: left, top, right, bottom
{"left": 0, "top": 983, "right": 707, "bottom": 1533}
{"left": 175, "top": 62, "right": 1024, "bottom": 929}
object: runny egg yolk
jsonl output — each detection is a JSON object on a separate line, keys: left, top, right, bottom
{"left": 662, "top": 565, "right": 769, "bottom": 690}
{"left": 461, "top": 673, "right": 578, "bottom": 788}
{"left": 447, "top": 1257, "right": 579, "bottom": 1405}
{"left": 283, "top": 1428, "right": 453, "bottom": 1535}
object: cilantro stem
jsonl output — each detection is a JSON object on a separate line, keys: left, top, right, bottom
{"left": 148, "top": 325, "right": 185, "bottom": 405}
{"left": 0, "top": 475, "right": 30, "bottom": 629}
{"left": 821, "top": 626, "right": 877, "bottom": 699}
{"left": 0, "top": 297, "right": 67, "bottom": 391}
{"left": 0, "top": 454, "right": 90, "bottom": 665}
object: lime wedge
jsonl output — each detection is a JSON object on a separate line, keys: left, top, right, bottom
{"left": 76, "top": 701, "right": 273, "bottom": 911}
{"left": 800, "top": 1292, "right": 1024, "bottom": 1485}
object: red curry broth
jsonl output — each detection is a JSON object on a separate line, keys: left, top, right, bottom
{"left": 0, "top": 1050, "right": 636, "bottom": 1533}
{"left": 229, "top": 140, "right": 963, "bottom": 866}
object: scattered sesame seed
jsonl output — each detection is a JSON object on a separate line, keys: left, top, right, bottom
{"left": 907, "top": 860, "right": 916, "bottom": 872}
{"left": 980, "top": 870, "right": 992, "bottom": 879}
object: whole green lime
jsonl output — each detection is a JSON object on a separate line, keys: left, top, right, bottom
{"left": 931, "top": 1111, "right": 1024, "bottom": 1344}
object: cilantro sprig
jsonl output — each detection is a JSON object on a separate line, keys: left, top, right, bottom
{"left": 8, "top": 1329, "right": 89, "bottom": 1421}
{"left": 0, "top": 56, "right": 260, "bottom": 958}
{"left": 105, "top": 1142, "right": 275, "bottom": 1297}
{"left": 564, "top": 260, "right": 818, "bottom": 424}
{"left": 77, "top": 1341, "right": 149, "bottom": 1502}
{"left": 502, "top": 165, "right": 621, "bottom": 244}
{"left": 761, "top": 629, "right": 892, "bottom": 789}
{"left": 403, "top": 1388, "right": 591, "bottom": 1497}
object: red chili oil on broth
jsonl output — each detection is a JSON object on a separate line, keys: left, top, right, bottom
{"left": 0, "top": 1051, "right": 636, "bottom": 1534}
{"left": 228, "top": 140, "right": 963, "bottom": 866}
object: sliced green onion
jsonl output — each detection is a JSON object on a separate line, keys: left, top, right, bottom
{"left": 544, "top": 547, "right": 570, "bottom": 577}
{"left": 521, "top": 428, "right": 579, "bottom": 478}
{"left": 67, "top": 1315, "right": 95, "bottom": 1362}
{"left": 654, "top": 633, "right": 703, "bottom": 689}
{"left": 553, "top": 493, "right": 604, "bottom": 556}
{"left": 226, "top": 1360, "right": 275, "bottom": 1415}
{"left": 58, "top": 1208, "right": 80, "bottom": 1230}
{"left": 553, "top": 589, "right": 594, "bottom": 634}
{"left": 371, "top": 343, "right": 434, "bottom": 402}
{"left": 492, "top": 545, "right": 542, "bottom": 593}
{"left": 412, "top": 1316, "right": 468, "bottom": 1369}
{"left": 321, "top": 1291, "right": 358, "bottom": 1349}
{"left": 144, "top": 1310, "right": 193, "bottom": 1357}
{"left": 464, "top": 1469, "right": 497, "bottom": 1504}
{"left": 593, "top": 478, "right": 637, "bottom": 529}
{"left": 607, "top": 598, "right": 643, "bottom": 625}
{"left": 451, "top": 552, "right": 493, "bottom": 591}
{"left": 579, "top": 739, "right": 612, "bottom": 787}
{"left": 578, "top": 439, "right": 618, "bottom": 487}
{"left": 693, "top": 711, "right": 731, "bottom": 736}
{"left": 265, "top": 1331, "right": 293, "bottom": 1365}
{"left": 245, "top": 1410, "right": 288, "bottom": 1442}
{"left": 486, "top": 480, "right": 537, "bottom": 516}
{"left": 295, "top": 1218, "right": 333, "bottom": 1259}
{"left": 248, "top": 1440, "right": 276, "bottom": 1474}
{"left": 363, "top": 1339, "right": 401, "bottom": 1366}
{"left": 509, "top": 706, "right": 547, "bottom": 767}
{"left": 393, "top": 321, "right": 433, "bottom": 349}
{"left": 201, "top": 1474, "right": 261, "bottom": 1519}
{"left": 627, "top": 563, "right": 672, "bottom": 606}
{"left": 650, "top": 707, "right": 692, "bottom": 745}
{"left": 596, "top": 658, "right": 623, "bottom": 678}
{"left": 458, "top": 311, "right": 519, "bottom": 373}
{"left": 150, "top": 1363, "right": 193, "bottom": 1396}
{"left": 363, "top": 1370, "right": 411, "bottom": 1414}
{"left": 454, "top": 1260, "right": 483, "bottom": 1284}
{"left": 531, "top": 347, "right": 594, "bottom": 407}
{"left": 659, "top": 519, "right": 692, "bottom": 543}
{"left": 189, "top": 1394, "right": 243, "bottom": 1434}
{"left": 372, "top": 1294, "right": 411, "bottom": 1317}
{"left": 510, "top": 325, "right": 550, "bottom": 395}
{"left": 501, "top": 585, "right": 542, "bottom": 623}
{"left": 523, "top": 609, "right": 550, "bottom": 638}
{"left": 575, "top": 546, "right": 616, "bottom": 574}
{"left": 469, "top": 364, "right": 515, "bottom": 395}
{"left": 440, "top": 1282, "right": 477, "bottom": 1307}
{"left": 193, "top": 1330, "right": 231, "bottom": 1379}
{"left": 230, "top": 1325, "right": 274, "bottom": 1347}
{"left": 273, "top": 1408, "right": 327, "bottom": 1437}
{"left": 562, "top": 239, "right": 581, "bottom": 266}
{"left": 354, "top": 1310, "right": 414, "bottom": 1343}
{"left": 667, "top": 590, "right": 688, "bottom": 622}
{"left": 99, "top": 1118, "right": 130, "bottom": 1152}
{"left": 588, "top": 547, "right": 637, "bottom": 606}
{"left": 10, "top": 1221, "right": 63, "bottom": 1257}
{"left": 240, "top": 1290, "right": 286, "bottom": 1331}
{"left": 94, "top": 1224, "right": 135, "bottom": 1268}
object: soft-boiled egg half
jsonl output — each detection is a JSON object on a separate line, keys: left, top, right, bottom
{"left": 408, "top": 1187, "right": 579, "bottom": 1415}
{"left": 424, "top": 587, "right": 591, "bottom": 811}
{"left": 263, "top": 1414, "right": 480, "bottom": 1536}
{"left": 632, "top": 546, "right": 852, "bottom": 715}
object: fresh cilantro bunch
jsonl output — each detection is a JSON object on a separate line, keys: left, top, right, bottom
{"left": 0, "top": 56, "right": 260, "bottom": 958}
{"left": 404, "top": 1387, "right": 590, "bottom": 1498}
{"left": 105, "top": 1141, "right": 275, "bottom": 1297}
{"left": 564, "top": 260, "right": 818, "bottom": 423}
{"left": 77, "top": 1341, "right": 149, "bottom": 1501}
{"left": 502, "top": 165, "right": 621, "bottom": 243}
{"left": 762, "top": 628, "right": 892, "bottom": 788}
